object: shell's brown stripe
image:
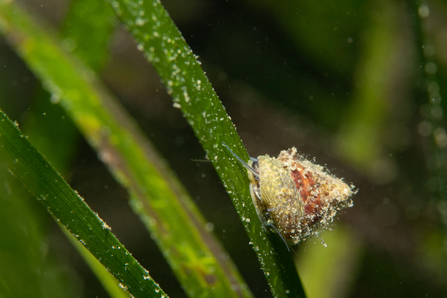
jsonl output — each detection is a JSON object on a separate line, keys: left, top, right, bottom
{"left": 290, "top": 166, "right": 316, "bottom": 202}
{"left": 290, "top": 169, "right": 305, "bottom": 199}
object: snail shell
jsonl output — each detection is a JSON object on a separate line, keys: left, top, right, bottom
{"left": 224, "top": 144, "right": 354, "bottom": 247}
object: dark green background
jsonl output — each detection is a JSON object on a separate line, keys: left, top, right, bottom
{"left": 1, "top": 0, "right": 446, "bottom": 297}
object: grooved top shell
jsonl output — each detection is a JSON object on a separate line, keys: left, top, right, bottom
{"left": 225, "top": 144, "right": 355, "bottom": 247}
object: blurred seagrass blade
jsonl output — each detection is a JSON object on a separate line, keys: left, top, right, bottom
{"left": 17, "top": 0, "right": 129, "bottom": 296}
{"left": 0, "top": 108, "right": 167, "bottom": 297}
{"left": 406, "top": 1, "right": 447, "bottom": 270}
{"left": 0, "top": 130, "right": 82, "bottom": 298}
{"left": 0, "top": 1, "right": 252, "bottom": 297}
{"left": 60, "top": 0, "right": 117, "bottom": 72}
{"left": 407, "top": 1, "right": 447, "bottom": 212}
{"left": 23, "top": 92, "right": 130, "bottom": 298}
{"left": 103, "top": 0, "right": 305, "bottom": 296}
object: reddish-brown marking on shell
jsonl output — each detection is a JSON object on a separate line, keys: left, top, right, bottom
{"left": 290, "top": 167, "right": 314, "bottom": 203}
{"left": 289, "top": 164, "right": 324, "bottom": 217}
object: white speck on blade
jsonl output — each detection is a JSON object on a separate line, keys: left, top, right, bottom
{"left": 183, "top": 88, "right": 190, "bottom": 103}
{"left": 135, "top": 17, "right": 146, "bottom": 26}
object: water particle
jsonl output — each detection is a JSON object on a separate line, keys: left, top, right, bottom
{"left": 425, "top": 62, "right": 437, "bottom": 74}
{"left": 184, "top": 90, "right": 190, "bottom": 103}
{"left": 135, "top": 17, "right": 146, "bottom": 26}
{"left": 205, "top": 222, "right": 214, "bottom": 232}
{"left": 173, "top": 102, "right": 181, "bottom": 109}
{"left": 434, "top": 128, "right": 447, "bottom": 148}
{"left": 419, "top": 4, "right": 430, "bottom": 18}
{"left": 102, "top": 222, "right": 111, "bottom": 230}
{"left": 118, "top": 283, "right": 128, "bottom": 290}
